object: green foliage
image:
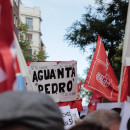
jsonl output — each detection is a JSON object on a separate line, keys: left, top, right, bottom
{"left": 36, "top": 50, "right": 48, "bottom": 61}
{"left": 65, "top": 0, "right": 128, "bottom": 79}
{"left": 19, "top": 21, "right": 31, "bottom": 59}
{"left": 77, "top": 74, "right": 85, "bottom": 83}
{"left": 80, "top": 89, "right": 93, "bottom": 103}
{"left": 32, "top": 50, "right": 38, "bottom": 61}
{"left": 103, "top": 98, "right": 111, "bottom": 103}
{"left": 65, "top": 0, "right": 128, "bottom": 102}
{"left": 111, "top": 43, "right": 123, "bottom": 80}
{"left": 19, "top": 21, "right": 48, "bottom": 62}
{"left": 28, "top": 50, "right": 48, "bottom": 61}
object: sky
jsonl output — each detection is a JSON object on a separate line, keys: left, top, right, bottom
{"left": 21, "top": 0, "right": 97, "bottom": 79}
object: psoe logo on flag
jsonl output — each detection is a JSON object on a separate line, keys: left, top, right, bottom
{"left": 84, "top": 35, "right": 118, "bottom": 101}
{"left": 96, "top": 72, "right": 112, "bottom": 88}
{"left": 87, "top": 60, "right": 115, "bottom": 98}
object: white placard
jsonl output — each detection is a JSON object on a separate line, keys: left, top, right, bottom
{"left": 25, "top": 61, "right": 77, "bottom": 102}
{"left": 97, "top": 102, "right": 123, "bottom": 114}
{"left": 59, "top": 106, "right": 75, "bottom": 130}
{"left": 70, "top": 108, "right": 79, "bottom": 122}
{"left": 120, "top": 101, "right": 130, "bottom": 130}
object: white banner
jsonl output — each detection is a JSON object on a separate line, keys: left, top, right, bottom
{"left": 120, "top": 102, "right": 130, "bottom": 130}
{"left": 25, "top": 61, "right": 77, "bottom": 102}
{"left": 97, "top": 102, "right": 123, "bottom": 113}
{"left": 70, "top": 108, "right": 79, "bottom": 122}
{"left": 59, "top": 106, "right": 75, "bottom": 130}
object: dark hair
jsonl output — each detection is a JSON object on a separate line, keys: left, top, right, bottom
{"left": 127, "top": 118, "right": 130, "bottom": 130}
{"left": 111, "top": 108, "right": 121, "bottom": 115}
{"left": 69, "top": 122, "right": 109, "bottom": 130}
{"left": 80, "top": 115, "right": 86, "bottom": 119}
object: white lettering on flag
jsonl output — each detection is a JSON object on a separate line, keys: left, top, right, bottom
{"left": 96, "top": 72, "right": 112, "bottom": 87}
{"left": 0, "top": 68, "right": 6, "bottom": 82}
{"left": 10, "top": 40, "right": 16, "bottom": 69}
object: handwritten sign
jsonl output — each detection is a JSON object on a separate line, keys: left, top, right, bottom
{"left": 70, "top": 108, "right": 79, "bottom": 122}
{"left": 59, "top": 106, "right": 75, "bottom": 130}
{"left": 25, "top": 61, "right": 77, "bottom": 102}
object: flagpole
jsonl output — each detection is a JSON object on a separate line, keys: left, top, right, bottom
{"left": 14, "top": 33, "right": 35, "bottom": 91}
{"left": 118, "top": 1, "right": 130, "bottom": 102}
{"left": 118, "top": 63, "right": 124, "bottom": 102}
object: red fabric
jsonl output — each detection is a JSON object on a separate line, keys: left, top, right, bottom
{"left": 26, "top": 61, "right": 75, "bottom": 66}
{"left": 0, "top": 0, "right": 16, "bottom": 91}
{"left": 120, "top": 66, "right": 130, "bottom": 102}
{"left": 58, "top": 81, "right": 83, "bottom": 112}
{"left": 78, "top": 80, "right": 82, "bottom": 92}
{"left": 128, "top": 67, "right": 130, "bottom": 97}
{"left": 84, "top": 35, "right": 118, "bottom": 102}
{"left": 88, "top": 92, "right": 102, "bottom": 113}
{"left": 16, "top": 58, "right": 20, "bottom": 74}
{"left": 26, "top": 61, "right": 31, "bottom": 66}
{"left": 58, "top": 100, "right": 83, "bottom": 112}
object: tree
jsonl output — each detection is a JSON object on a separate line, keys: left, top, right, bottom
{"left": 31, "top": 49, "right": 48, "bottom": 61}
{"left": 65, "top": 0, "right": 128, "bottom": 80}
{"left": 19, "top": 21, "right": 48, "bottom": 61}
{"left": 19, "top": 21, "right": 31, "bottom": 60}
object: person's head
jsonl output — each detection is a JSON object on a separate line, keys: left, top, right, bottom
{"left": 111, "top": 108, "right": 122, "bottom": 115}
{"left": 69, "top": 121, "right": 109, "bottom": 130}
{"left": 0, "top": 91, "right": 64, "bottom": 130}
{"left": 80, "top": 115, "right": 86, "bottom": 119}
{"left": 127, "top": 118, "right": 130, "bottom": 130}
{"left": 82, "top": 109, "right": 121, "bottom": 130}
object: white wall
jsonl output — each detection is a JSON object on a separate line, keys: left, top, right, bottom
{"left": 20, "top": 3, "right": 42, "bottom": 54}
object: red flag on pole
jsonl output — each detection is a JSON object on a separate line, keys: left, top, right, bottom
{"left": 0, "top": 0, "right": 17, "bottom": 91}
{"left": 120, "top": 66, "right": 130, "bottom": 102}
{"left": 118, "top": 2, "right": 130, "bottom": 102}
{"left": 77, "top": 80, "right": 82, "bottom": 92}
{"left": 88, "top": 92, "right": 102, "bottom": 113}
{"left": 84, "top": 35, "right": 118, "bottom": 101}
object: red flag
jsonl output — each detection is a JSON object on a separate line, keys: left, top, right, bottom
{"left": 0, "top": 0, "right": 17, "bottom": 91}
{"left": 16, "top": 58, "right": 21, "bottom": 74}
{"left": 120, "top": 66, "right": 130, "bottom": 102}
{"left": 84, "top": 35, "right": 118, "bottom": 101}
{"left": 88, "top": 92, "right": 102, "bottom": 113}
{"left": 78, "top": 80, "right": 82, "bottom": 92}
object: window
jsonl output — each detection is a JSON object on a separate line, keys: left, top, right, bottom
{"left": 28, "top": 49, "right": 32, "bottom": 55}
{"left": 26, "top": 18, "right": 33, "bottom": 30}
{"left": 26, "top": 33, "right": 33, "bottom": 43}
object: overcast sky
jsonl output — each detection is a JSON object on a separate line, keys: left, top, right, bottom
{"left": 21, "top": 0, "right": 98, "bottom": 79}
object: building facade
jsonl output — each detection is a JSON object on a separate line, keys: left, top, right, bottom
{"left": 11, "top": 0, "right": 20, "bottom": 39}
{"left": 20, "top": 3, "right": 42, "bottom": 55}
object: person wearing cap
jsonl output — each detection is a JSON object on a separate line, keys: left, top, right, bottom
{"left": 0, "top": 91, "right": 64, "bottom": 130}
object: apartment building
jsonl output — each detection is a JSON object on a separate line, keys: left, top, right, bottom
{"left": 11, "top": 0, "right": 20, "bottom": 39}
{"left": 20, "top": 3, "right": 43, "bottom": 55}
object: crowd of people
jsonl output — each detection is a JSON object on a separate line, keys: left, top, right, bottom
{"left": 0, "top": 91, "right": 122, "bottom": 130}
